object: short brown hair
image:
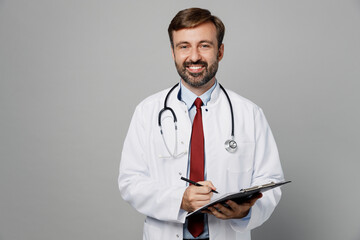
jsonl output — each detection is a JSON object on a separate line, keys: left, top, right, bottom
{"left": 168, "top": 8, "right": 225, "bottom": 49}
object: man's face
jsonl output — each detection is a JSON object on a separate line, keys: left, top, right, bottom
{"left": 171, "top": 22, "right": 224, "bottom": 88}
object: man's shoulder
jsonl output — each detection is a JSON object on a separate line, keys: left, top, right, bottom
{"left": 135, "top": 86, "right": 175, "bottom": 111}
{"left": 223, "top": 88, "right": 261, "bottom": 111}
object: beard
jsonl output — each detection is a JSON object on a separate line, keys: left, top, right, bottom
{"left": 175, "top": 58, "right": 219, "bottom": 88}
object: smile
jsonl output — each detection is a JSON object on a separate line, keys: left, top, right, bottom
{"left": 186, "top": 65, "right": 205, "bottom": 73}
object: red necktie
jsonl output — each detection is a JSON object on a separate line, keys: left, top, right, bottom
{"left": 188, "top": 98, "right": 205, "bottom": 237}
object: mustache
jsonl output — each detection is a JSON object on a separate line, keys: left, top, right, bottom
{"left": 183, "top": 60, "right": 208, "bottom": 68}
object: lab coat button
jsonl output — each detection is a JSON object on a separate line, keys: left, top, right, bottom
{"left": 176, "top": 234, "right": 179, "bottom": 238}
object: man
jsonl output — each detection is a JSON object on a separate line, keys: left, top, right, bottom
{"left": 119, "top": 8, "right": 284, "bottom": 240}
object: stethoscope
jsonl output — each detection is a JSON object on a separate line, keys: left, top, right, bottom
{"left": 158, "top": 83, "right": 238, "bottom": 159}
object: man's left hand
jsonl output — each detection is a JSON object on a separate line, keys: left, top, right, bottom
{"left": 205, "top": 193, "right": 262, "bottom": 219}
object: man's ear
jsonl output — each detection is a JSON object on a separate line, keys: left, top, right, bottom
{"left": 218, "top": 44, "right": 224, "bottom": 61}
{"left": 171, "top": 46, "right": 175, "bottom": 60}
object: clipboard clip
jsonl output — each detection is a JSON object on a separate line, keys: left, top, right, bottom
{"left": 240, "top": 182, "right": 275, "bottom": 193}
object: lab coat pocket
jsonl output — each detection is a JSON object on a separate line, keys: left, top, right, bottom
{"left": 226, "top": 142, "right": 254, "bottom": 191}
{"left": 226, "top": 168, "right": 252, "bottom": 192}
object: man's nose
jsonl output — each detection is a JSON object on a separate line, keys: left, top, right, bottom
{"left": 189, "top": 48, "right": 201, "bottom": 62}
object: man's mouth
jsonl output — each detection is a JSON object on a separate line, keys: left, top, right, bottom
{"left": 186, "top": 65, "right": 205, "bottom": 73}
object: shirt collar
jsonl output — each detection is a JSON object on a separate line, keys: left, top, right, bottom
{"left": 179, "top": 80, "right": 217, "bottom": 110}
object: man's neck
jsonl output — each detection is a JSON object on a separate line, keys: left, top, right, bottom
{"left": 181, "top": 78, "right": 216, "bottom": 96}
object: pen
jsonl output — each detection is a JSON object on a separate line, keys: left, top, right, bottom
{"left": 180, "top": 177, "right": 219, "bottom": 194}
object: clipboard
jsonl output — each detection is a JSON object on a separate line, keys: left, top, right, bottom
{"left": 186, "top": 180, "right": 291, "bottom": 217}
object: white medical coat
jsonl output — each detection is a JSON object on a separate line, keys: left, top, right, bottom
{"left": 119, "top": 83, "right": 284, "bottom": 240}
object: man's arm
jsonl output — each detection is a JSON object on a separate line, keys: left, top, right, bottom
{"left": 119, "top": 105, "right": 187, "bottom": 223}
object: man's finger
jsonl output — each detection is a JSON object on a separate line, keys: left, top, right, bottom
{"left": 208, "top": 206, "right": 228, "bottom": 219}
{"left": 198, "top": 181, "right": 217, "bottom": 192}
{"left": 249, "top": 193, "right": 263, "bottom": 205}
{"left": 225, "top": 200, "right": 242, "bottom": 210}
{"left": 213, "top": 203, "right": 233, "bottom": 216}
{"left": 190, "top": 185, "right": 214, "bottom": 195}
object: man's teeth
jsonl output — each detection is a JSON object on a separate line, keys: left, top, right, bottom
{"left": 189, "top": 66, "right": 202, "bottom": 69}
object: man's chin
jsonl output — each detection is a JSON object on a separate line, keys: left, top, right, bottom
{"left": 183, "top": 77, "right": 210, "bottom": 88}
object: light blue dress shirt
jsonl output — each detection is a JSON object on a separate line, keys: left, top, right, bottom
{"left": 179, "top": 80, "right": 217, "bottom": 239}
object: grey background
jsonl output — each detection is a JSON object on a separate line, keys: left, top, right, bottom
{"left": 1, "top": 0, "right": 359, "bottom": 239}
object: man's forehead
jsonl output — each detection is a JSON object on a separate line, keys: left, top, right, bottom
{"left": 172, "top": 22, "right": 217, "bottom": 42}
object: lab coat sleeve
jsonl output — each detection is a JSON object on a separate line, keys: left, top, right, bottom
{"left": 230, "top": 107, "right": 284, "bottom": 232}
{"left": 118, "top": 105, "right": 188, "bottom": 223}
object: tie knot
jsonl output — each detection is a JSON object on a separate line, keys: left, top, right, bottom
{"left": 194, "top": 98, "right": 203, "bottom": 109}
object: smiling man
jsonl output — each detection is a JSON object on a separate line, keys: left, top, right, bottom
{"left": 171, "top": 21, "right": 222, "bottom": 94}
{"left": 119, "top": 8, "right": 284, "bottom": 240}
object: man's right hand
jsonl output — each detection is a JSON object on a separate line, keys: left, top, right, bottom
{"left": 181, "top": 181, "right": 216, "bottom": 212}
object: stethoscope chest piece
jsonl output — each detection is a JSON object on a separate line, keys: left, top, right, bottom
{"left": 225, "top": 139, "right": 237, "bottom": 153}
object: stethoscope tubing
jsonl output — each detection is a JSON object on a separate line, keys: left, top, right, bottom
{"left": 158, "top": 83, "right": 179, "bottom": 127}
{"left": 219, "top": 83, "right": 235, "bottom": 138}
{"left": 158, "top": 82, "right": 237, "bottom": 156}
{"left": 159, "top": 83, "right": 234, "bottom": 136}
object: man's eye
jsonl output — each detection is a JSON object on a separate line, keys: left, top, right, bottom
{"left": 179, "top": 45, "right": 188, "bottom": 49}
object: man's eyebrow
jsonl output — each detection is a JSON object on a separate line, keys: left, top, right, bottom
{"left": 199, "top": 40, "right": 215, "bottom": 45}
{"left": 175, "top": 41, "right": 190, "bottom": 47}
{"left": 175, "top": 40, "right": 215, "bottom": 47}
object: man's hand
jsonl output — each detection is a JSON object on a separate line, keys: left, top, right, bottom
{"left": 181, "top": 181, "right": 216, "bottom": 212}
{"left": 206, "top": 193, "right": 263, "bottom": 219}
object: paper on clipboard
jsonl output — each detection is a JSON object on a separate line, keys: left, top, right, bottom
{"left": 186, "top": 180, "right": 291, "bottom": 217}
